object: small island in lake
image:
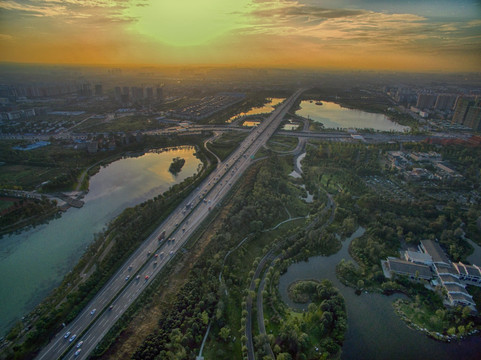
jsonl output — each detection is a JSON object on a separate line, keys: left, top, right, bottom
{"left": 169, "top": 157, "right": 185, "bottom": 174}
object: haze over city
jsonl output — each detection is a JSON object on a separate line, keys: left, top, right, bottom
{"left": 1, "top": 0, "right": 480, "bottom": 71}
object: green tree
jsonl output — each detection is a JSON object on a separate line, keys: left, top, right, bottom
{"left": 219, "top": 326, "right": 230, "bottom": 342}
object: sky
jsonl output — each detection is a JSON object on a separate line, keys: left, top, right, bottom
{"left": 0, "top": 0, "right": 480, "bottom": 71}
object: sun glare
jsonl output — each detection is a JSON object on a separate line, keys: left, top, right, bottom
{"left": 129, "top": 0, "right": 250, "bottom": 47}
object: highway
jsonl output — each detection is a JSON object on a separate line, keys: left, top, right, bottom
{"left": 35, "top": 89, "right": 305, "bottom": 360}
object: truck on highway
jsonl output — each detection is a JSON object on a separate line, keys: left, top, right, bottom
{"left": 158, "top": 230, "right": 166, "bottom": 242}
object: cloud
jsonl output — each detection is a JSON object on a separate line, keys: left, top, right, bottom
{"left": 0, "top": 0, "right": 136, "bottom": 21}
{"left": 243, "top": 0, "right": 481, "bottom": 56}
{"left": 0, "top": 34, "right": 14, "bottom": 41}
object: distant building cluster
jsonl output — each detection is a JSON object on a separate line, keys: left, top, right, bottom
{"left": 71, "top": 132, "right": 144, "bottom": 154}
{"left": 171, "top": 93, "right": 245, "bottom": 121}
{"left": 386, "top": 151, "right": 461, "bottom": 182}
{"left": 384, "top": 86, "right": 481, "bottom": 131}
{"left": 114, "top": 85, "right": 163, "bottom": 104}
{"left": 382, "top": 240, "right": 480, "bottom": 311}
{"left": 0, "top": 108, "right": 37, "bottom": 121}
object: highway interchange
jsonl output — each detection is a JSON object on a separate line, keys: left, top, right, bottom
{"left": 35, "top": 89, "right": 305, "bottom": 360}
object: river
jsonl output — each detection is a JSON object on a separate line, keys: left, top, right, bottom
{"left": 278, "top": 227, "right": 481, "bottom": 359}
{"left": 296, "top": 100, "right": 410, "bottom": 132}
{"left": 0, "top": 146, "right": 202, "bottom": 336}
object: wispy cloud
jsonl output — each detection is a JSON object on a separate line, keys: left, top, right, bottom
{"left": 0, "top": 0, "right": 137, "bottom": 22}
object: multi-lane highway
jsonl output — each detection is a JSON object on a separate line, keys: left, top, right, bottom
{"left": 35, "top": 89, "right": 304, "bottom": 360}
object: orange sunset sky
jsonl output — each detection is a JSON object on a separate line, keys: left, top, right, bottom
{"left": 0, "top": 0, "right": 480, "bottom": 72}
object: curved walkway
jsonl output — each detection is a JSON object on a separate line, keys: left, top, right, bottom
{"left": 250, "top": 192, "right": 335, "bottom": 360}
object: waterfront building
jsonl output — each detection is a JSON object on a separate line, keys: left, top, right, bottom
{"left": 383, "top": 239, "right": 480, "bottom": 311}
{"left": 453, "top": 262, "right": 481, "bottom": 284}
{"left": 419, "top": 240, "right": 451, "bottom": 266}
{"left": 383, "top": 257, "right": 433, "bottom": 280}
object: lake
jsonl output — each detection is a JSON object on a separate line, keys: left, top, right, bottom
{"left": 278, "top": 227, "right": 481, "bottom": 359}
{"left": 0, "top": 146, "right": 202, "bottom": 336}
{"left": 296, "top": 100, "right": 410, "bottom": 132}
{"left": 227, "top": 98, "right": 285, "bottom": 123}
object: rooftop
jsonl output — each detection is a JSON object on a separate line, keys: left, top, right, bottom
{"left": 387, "top": 258, "right": 432, "bottom": 279}
{"left": 454, "top": 262, "right": 481, "bottom": 277}
{"left": 404, "top": 250, "right": 432, "bottom": 264}
{"left": 448, "top": 292, "right": 475, "bottom": 304}
{"left": 444, "top": 283, "right": 467, "bottom": 294}
{"left": 434, "top": 263, "right": 459, "bottom": 276}
{"left": 438, "top": 274, "right": 461, "bottom": 284}
{"left": 420, "top": 240, "right": 451, "bottom": 265}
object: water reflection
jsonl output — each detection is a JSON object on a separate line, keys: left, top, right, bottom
{"left": 227, "top": 98, "right": 285, "bottom": 123}
{"left": 278, "top": 227, "right": 481, "bottom": 359}
{"left": 0, "top": 146, "right": 201, "bottom": 335}
{"left": 296, "top": 101, "right": 410, "bottom": 132}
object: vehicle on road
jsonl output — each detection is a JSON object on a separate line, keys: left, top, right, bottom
{"left": 128, "top": 264, "right": 132, "bottom": 270}
{"left": 136, "top": 275, "right": 140, "bottom": 280}
{"left": 76, "top": 341, "right": 83, "bottom": 348}
{"left": 154, "top": 253, "right": 158, "bottom": 258}
{"left": 64, "top": 331, "right": 71, "bottom": 339}
{"left": 90, "top": 309, "right": 96, "bottom": 315}
{"left": 74, "top": 349, "right": 81, "bottom": 356}
{"left": 145, "top": 275, "right": 149, "bottom": 280}
{"left": 69, "top": 334, "right": 76, "bottom": 342}
{"left": 125, "top": 275, "right": 130, "bottom": 281}
{"left": 109, "top": 305, "right": 113, "bottom": 310}
{"left": 158, "top": 230, "right": 165, "bottom": 241}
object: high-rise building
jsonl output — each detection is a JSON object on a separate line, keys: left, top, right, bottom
{"left": 416, "top": 93, "right": 437, "bottom": 110}
{"left": 156, "top": 86, "right": 163, "bottom": 102}
{"left": 122, "top": 86, "right": 130, "bottom": 102}
{"left": 131, "top": 87, "right": 144, "bottom": 102}
{"left": 434, "top": 94, "right": 457, "bottom": 111}
{"left": 78, "top": 83, "right": 92, "bottom": 97}
{"left": 114, "top": 86, "right": 122, "bottom": 101}
{"left": 146, "top": 87, "right": 154, "bottom": 100}
{"left": 94, "top": 84, "right": 103, "bottom": 96}
{"left": 463, "top": 105, "right": 481, "bottom": 131}
{"left": 452, "top": 97, "right": 474, "bottom": 125}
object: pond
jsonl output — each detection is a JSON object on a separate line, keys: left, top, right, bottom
{"left": 0, "top": 146, "right": 202, "bottom": 336}
{"left": 296, "top": 100, "right": 410, "bottom": 132}
{"left": 278, "top": 227, "right": 481, "bottom": 359}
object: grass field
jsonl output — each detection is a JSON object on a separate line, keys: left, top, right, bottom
{"left": 0, "top": 199, "right": 15, "bottom": 212}
{"left": 208, "top": 131, "right": 249, "bottom": 161}
{"left": 267, "top": 135, "right": 299, "bottom": 152}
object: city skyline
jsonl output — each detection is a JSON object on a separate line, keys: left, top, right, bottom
{"left": 0, "top": 0, "right": 480, "bottom": 71}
